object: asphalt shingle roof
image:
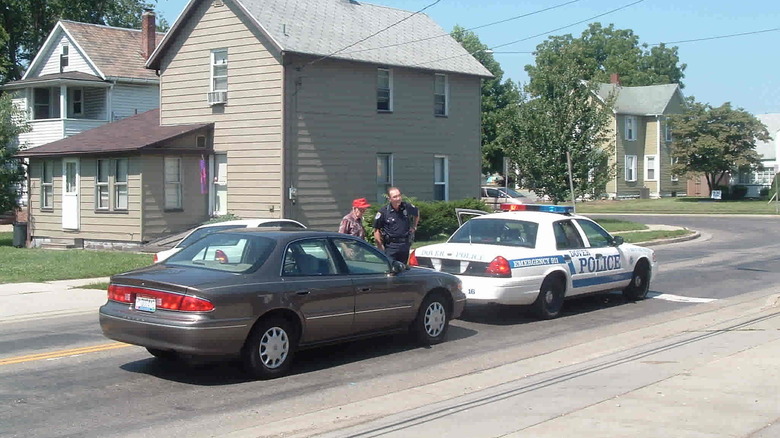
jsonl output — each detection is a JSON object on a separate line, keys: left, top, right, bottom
{"left": 152, "top": 0, "right": 491, "bottom": 77}
{"left": 16, "top": 109, "right": 212, "bottom": 158}
{"left": 597, "top": 83, "right": 681, "bottom": 115}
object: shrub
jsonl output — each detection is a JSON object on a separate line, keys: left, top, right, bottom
{"left": 730, "top": 185, "right": 748, "bottom": 200}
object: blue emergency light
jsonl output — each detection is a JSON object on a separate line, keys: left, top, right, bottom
{"left": 500, "top": 204, "right": 575, "bottom": 214}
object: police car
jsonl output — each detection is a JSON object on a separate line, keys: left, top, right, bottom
{"left": 409, "top": 204, "right": 657, "bottom": 319}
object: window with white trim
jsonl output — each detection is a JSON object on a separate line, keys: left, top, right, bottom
{"left": 115, "top": 158, "right": 128, "bottom": 210}
{"left": 42, "top": 160, "right": 54, "bottom": 209}
{"left": 96, "top": 159, "right": 110, "bottom": 210}
{"left": 164, "top": 157, "right": 182, "bottom": 209}
{"left": 625, "top": 116, "right": 637, "bottom": 141}
{"left": 377, "top": 68, "right": 392, "bottom": 111}
{"left": 70, "top": 88, "right": 83, "bottom": 116}
{"left": 664, "top": 123, "right": 672, "bottom": 142}
{"left": 625, "top": 155, "right": 637, "bottom": 182}
{"left": 434, "top": 73, "right": 448, "bottom": 116}
{"left": 33, "top": 88, "right": 51, "bottom": 120}
{"left": 376, "top": 153, "right": 393, "bottom": 203}
{"left": 645, "top": 155, "right": 657, "bottom": 181}
{"left": 60, "top": 44, "right": 69, "bottom": 70}
{"left": 670, "top": 156, "right": 679, "bottom": 182}
{"left": 433, "top": 155, "right": 448, "bottom": 200}
{"left": 211, "top": 49, "right": 228, "bottom": 92}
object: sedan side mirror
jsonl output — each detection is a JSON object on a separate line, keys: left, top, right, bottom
{"left": 390, "top": 260, "right": 406, "bottom": 274}
{"left": 611, "top": 235, "right": 624, "bottom": 246}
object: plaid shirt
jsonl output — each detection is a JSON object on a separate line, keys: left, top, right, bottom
{"left": 338, "top": 212, "right": 366, "bottom": 239}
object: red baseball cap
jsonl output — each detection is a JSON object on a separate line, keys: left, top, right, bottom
{"left": 352, "top": 198, "right": 371, "bottom": 209}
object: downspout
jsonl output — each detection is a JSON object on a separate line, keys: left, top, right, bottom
{"left": 108, "top": 80, "right": 115, "bottom": 122}
{"left": 25, "top": 161, "right": 31, "bottom": 247}
{"left": 656, "top": 115, "right": 661, "bottom": 197}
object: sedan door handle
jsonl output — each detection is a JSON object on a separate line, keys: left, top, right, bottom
{"left": 295, "top": 289, "right": 311, "bottom": 295}
{"left": 358, "top": 287, "right": 371, "bottom": 292}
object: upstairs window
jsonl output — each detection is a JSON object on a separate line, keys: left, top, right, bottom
{"left": 434, "top": 73, "right": 448, "bottom": 116}
{"left": 664, "top": 123, "right": 672, "bottom": 142}
{"left": 60, "top": 44, "right": 69, "bottom": 71}
{"left": 70, "top": 88, "right": 83, "bottom": 116}
{"left": 625, "top": 155, "right": 637, "bottom": 182}
{"left": 625, "top": 116, "right": 637, "bottom": 141}
{"left": 211, "top": 49, "right": 228, "bottom": 92}
{"left": 33, "top": 88, "right": 51, "bottom": 119}
{"left": 377, "top": 68, "right": 392, "bottom": 111}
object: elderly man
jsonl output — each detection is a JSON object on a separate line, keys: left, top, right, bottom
{"left": 373, "top": 187, "right": 419, "bottom": 263}
{"left": 338, "top": 197, "right": 371, "bottom": 239}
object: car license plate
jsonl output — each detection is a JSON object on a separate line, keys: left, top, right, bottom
{"left": 135, "top": 295, "right": 157, "bottom": 312}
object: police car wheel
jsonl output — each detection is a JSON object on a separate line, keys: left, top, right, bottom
{"left": 623, "top": 262, "right": 650, "bottom": 301}
{"left": 413, "top": 292, "right": 450, "bottom": 346}
{"left": 533, "top": 276, "right": 565, "bottom": 320}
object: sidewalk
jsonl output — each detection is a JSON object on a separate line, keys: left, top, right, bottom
{"left": 0, "top": 276, "right": 110, "bottom": 322}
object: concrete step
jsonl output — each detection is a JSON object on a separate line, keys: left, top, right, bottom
{"left": 40, "top": 237, "right": 82, "bottom": 250}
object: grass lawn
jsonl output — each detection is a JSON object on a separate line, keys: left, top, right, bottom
{"left": 577, "top": 197, "right": 780, "bottom": 215}
{"left": 0, "top": 232, "right": 153, "bottom": 284}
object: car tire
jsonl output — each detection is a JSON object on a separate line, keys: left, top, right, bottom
{"left": 412, "top": 292, "right": 450, "bottom": 346}
{"left": 533, "top": 276, "right": 565, "bottom": 319}
{"left": 146, "top": 348, "right": 180, "bottom": 362}
{"left": 623, "top": 262, "right": 650, "bottom": 301}
{"left": 242, "top": 316, "right": 297, "bottom": 380}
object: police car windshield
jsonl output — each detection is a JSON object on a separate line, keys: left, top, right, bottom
{"left": 449, "top": 218, "right": 537, "bottom": 248}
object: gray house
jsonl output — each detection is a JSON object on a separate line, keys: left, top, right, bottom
{"left": 19, "top": 0, "right": 491, "bottom": 248}
{"left": 735, "top": 113, "right": 779, "bottom": 197}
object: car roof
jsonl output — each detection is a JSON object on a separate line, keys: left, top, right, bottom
{"left": 197, "top": 218, "right": 305, "bottom": 229}
{"left": 469, "top": 210, "right": 588, "bottom": 224}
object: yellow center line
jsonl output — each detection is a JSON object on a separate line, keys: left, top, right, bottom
{"left": 0, "top": 342, "right": 132, "bottom": 366}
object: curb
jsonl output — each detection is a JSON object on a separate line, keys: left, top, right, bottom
{"left": 637, "top": 229, "right": 701, "bottom": 247}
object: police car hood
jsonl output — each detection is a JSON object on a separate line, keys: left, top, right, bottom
{"left": 414, "top": 242, "right": 538, "bottom": 262}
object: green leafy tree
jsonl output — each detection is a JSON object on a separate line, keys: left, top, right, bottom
{"left": 667, "top": 99, "right": 771, "bottom": 192}
{"left": 526, "top": 22, "right": 686, "bottom": 93}
{"left": 1, "top": 0, "right": 166, "bottom": 84}
{"left": 0, "top": 93, "right": 30, "bottom": 213}
{"left": 504, "top": 58, "right": 613, "bottom": 203}
{"left": 451, "top": 25, "right": 521, "bottom": 175}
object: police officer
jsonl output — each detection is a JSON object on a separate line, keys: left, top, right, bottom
{"left": 373, "top": 187, "right": 419, "bottom": 263}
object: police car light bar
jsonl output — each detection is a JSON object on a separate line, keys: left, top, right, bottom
{"left": 499, "top": 204, "right": 575, "bottom": 214}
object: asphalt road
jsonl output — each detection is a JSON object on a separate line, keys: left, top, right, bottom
{"left": 1, "top": 215, "right": 778, "bottom": 437}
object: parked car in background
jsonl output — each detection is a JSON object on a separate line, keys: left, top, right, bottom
{"left": 100, "top": 229, "right": 465, "bottom": 379}
{"left": 153, "top": 219, "right": 306, "bottom": 263}
{"left": 481, "top": 186, "right": 529, "bottom": 211}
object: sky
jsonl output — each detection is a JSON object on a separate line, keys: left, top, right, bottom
{"left": 154, "top": 0, "right": 780, "bottom": 115}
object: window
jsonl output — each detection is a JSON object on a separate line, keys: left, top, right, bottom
{"left": 334, "top": 238, "right": 391, "bottom": 274}
{"left": 664, "top": 123, "right": 672, "bottom": 142}
{"left": 41, "top": 161, "right": 54, "bottom": 209}
{"left": 377, "top": 68, "right": 392, "bottom": 111}
{"left": 554, "top": 220, "right": 584, "bottom": 250}
{"left": 115, "top": 158, "right": 128, "bottom": 210}
{"left": 575, "top": 219, "right": 612, "bottom": 248}
{"left": 376, "top": 153, "right": 393, "bottom": 203}
{"left": 96, "top": 159, "right": 110, "bottom": 210}
{"left": 624, "top": 116, "right": 637, "bottom": 141}
{"left": 70, "top": 88, "right": 83, "bottom": 116}
{"left": 625, "top": 155, "right": 637, "bottom": 182}
{"left": 670, "top": 156, "right": 679, "bottom": 182}
{"left": 211, "top": 49, "right": 228, "bottom": 92}
{"left": 434, "top": 155, "right": 448, "bottom": 200}
{"left": 282, "top": 239, "right": 337, "bottom": 276}
{"left": 645, "top": 155, "right": 657, "bottom": 181}
{"left": 434, "top": 73, "right": 448, "bottom": 116}
{"left": 33, "top": 88, "right": 51, "bottom": 119}
{"left": 164, "top": 157, "right": 182, "bottom": 209}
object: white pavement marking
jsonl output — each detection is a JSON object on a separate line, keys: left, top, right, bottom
{"left": 648, "top": 292, "right": 717, "bottom": 303}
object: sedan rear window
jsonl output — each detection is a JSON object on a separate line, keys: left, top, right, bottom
{"left": 166, "top": 233, "right": 275, "bottom": 273}
{"left": 449, "top": 218, "right": 537, "bottom": 247}
{"left": 178, "top": 224, "right": 248, "bottom": 248}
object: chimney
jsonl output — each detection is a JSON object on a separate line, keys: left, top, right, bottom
{"left": 141, "top": 9, "right": 156, "bottom": 60}
{"left": 610, "top": 73, "right": 621, "bottom": 85}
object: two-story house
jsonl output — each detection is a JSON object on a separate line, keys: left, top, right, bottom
{"left": 734, "top": 113, "right": 779, "bottom": 198}
{"left": 596, "top": 75, "right": 686, "bottom": 198}
{"left": 18, "top": 0, "right": 491, "bottom": 248}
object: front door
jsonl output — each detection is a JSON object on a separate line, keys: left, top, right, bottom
{"left": 62, "top": 159, "right": 79, "bottom": 230}
{"left": 213, "top": 153, "right": 227, "bottom": 216}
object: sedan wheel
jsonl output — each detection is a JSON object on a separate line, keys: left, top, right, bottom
{"left": 243, "top": 317, "right": 297, "bottom": 379}
{"left": 413, "top": 293, "right": 450, "bottom": 345}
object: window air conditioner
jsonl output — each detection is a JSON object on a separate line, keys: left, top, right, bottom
{"left": 207, "top": 91, "right": 228, "bottom": 105}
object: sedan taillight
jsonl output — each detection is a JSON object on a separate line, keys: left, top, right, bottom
{"left": 485, "top": 256, "right": 512, "bottom": 277}
{"left": 107, "top": 284, "right": 214, "bottom": 312}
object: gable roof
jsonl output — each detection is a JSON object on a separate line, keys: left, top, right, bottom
{"left": 22, "top": 20, "right": 165, "bottom": 82}
{"left": 596, "top": 83, "right": 683, "bottom": 116}
{"left": 755, "top": 113, "right": 780, "bottom": 160}
{"left": 16, "top": 109, "right": 212, "bottom": 158}
{"left": 149, "top": 0, "right": 492, "bottom": 78}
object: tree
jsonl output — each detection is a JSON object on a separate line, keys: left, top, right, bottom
{"left": 667, "top": 99, "right": 771, "bottom": 192}
{"left": 504, "top": 58, "right": 614, "bottom": 203}
{"left": 450, "top": 25, "right": 521, "bottom": 175}
{"left": 0, "top": 93, "right": 30, "bottom": 213}
{"left": 1, "top": 0, "right": 165, "bottom": 84}
{"left": 526, "top": 22, "right": 687, "bottom": 93}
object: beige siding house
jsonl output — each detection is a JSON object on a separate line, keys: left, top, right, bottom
{"left": 596, "top": 78, "right": 686, "bottom": 198}
{"left": 147, "top": 0, "right": 491, "bottom": 230}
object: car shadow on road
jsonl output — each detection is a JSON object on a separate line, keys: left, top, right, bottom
{"left": 119, "top": 324, "right": 478, "bottom": 385}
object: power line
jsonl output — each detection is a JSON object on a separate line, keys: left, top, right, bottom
{"left": 656, "top": 27, "right": 780, "bottom": 45}
{"left": 410, "top": 0, "right": 644, "bottom": 68}
{"left": 340, "top": 0, "right": 581, "bottom": 56}
{"left": 303, "top": 0, "right": 442, "bottom": 69}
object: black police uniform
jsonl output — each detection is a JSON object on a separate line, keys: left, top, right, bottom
{"left": 373, "top": 201, "right": 418, "bottom": 263}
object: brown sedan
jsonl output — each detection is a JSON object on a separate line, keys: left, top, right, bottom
{"left": 99, "top": 229, "right": 465, "bottom": 379}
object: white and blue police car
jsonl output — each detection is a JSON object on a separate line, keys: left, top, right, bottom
{"left": 409, "top": 204, "right": 657, "bottom": 319}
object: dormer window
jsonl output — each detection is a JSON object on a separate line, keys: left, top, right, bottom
{"left": 60, "top": 44, "right": 69, "bottom": 72}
